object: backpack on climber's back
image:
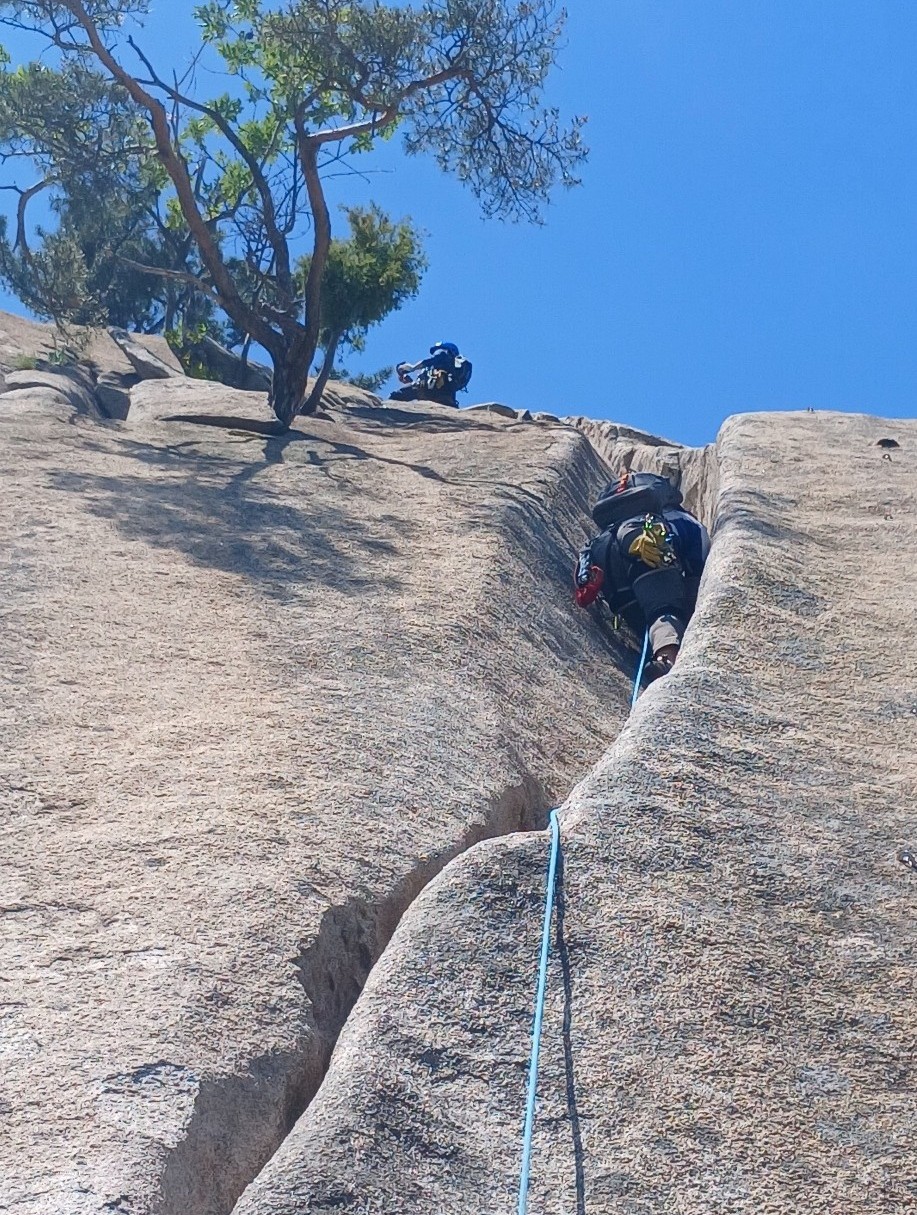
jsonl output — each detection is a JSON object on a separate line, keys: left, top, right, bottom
{"left": 591, "top": 470, "right": 682, "bottom": 531}
{"left": 449, "top": 355, "right": 473, "bottom": 392}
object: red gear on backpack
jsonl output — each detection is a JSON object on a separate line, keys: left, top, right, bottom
{"left": 574, "top": 564, "right": 604, "bottom": 607}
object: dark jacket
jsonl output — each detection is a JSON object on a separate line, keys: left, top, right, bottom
{"left": 576, "top": 507, "right": 710, "bottom": 633}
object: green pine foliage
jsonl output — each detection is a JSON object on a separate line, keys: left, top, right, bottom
{"left": 0, "top": 0, "right": 586, "bottom": 424}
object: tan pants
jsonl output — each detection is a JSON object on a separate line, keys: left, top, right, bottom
{"left": 649, "top": 612, "right": 686, "bottom": 655}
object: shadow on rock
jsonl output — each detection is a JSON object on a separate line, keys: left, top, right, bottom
{"left": 555, "top": 843, "right": 586, "bottom": 1215}
{"left": 47, "top": 455, "right": 407, "bottom": 596}
{"left": 345, "top": 403, "right": 506, "bottom": 432}
{"left": 161, "top": 413, "right": 286, "bottom": 435}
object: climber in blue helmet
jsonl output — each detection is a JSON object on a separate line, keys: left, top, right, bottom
{"left": 389, "top": 341, "right": 473, "bottom": 408}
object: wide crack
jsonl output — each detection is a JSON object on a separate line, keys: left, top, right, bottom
{"left": 151, "top": 777, "right": 548, "bottom": 1215}
{"left": 148, "top": 438, "right": 720, "bottom": 1215}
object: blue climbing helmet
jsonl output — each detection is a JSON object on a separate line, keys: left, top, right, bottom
{"left": 429, "top": 341, "right": 472, "bottom": 392}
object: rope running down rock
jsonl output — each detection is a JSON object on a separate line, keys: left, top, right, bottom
{"left": 517, "top": 630, "right": 651, "bottom": 1213}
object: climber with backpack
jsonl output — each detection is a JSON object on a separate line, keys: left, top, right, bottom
{"left": 390, "top": 341, "right": 473, "bottom": 408}
{"left": 574, "top": 470, "right": 710, "bottom": 682}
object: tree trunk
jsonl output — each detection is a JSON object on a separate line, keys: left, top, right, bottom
{"left": 297, "top": 137, "right": 332, "bottom": 359}
{"left": 268, "top": 346, "right": 311, "bottom": 429}
{"left": 302, "top": 332, "right": 341, "bottom": 417}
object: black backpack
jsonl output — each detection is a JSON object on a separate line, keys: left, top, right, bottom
{"left": 449, "top": 355, "right": 473, "bottom": 392}
{"left": 591, "top": 471, "right": 682, "bottom": 531}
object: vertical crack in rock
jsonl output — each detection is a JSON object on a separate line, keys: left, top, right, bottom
{"left": 148, "top": 435, "right": 720, "bottom": 1215}
{"left": 151, "top": 778, "right": 548, "bottom": 1215}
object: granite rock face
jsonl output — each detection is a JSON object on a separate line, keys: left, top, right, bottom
{"left": 0, "top": 309, "right": 179, "bottom": 381}
{"left": 3, "top": 367, "right": 101, "bottom": 416}
{"left": 2, "top": 320, "right": 913, "bottom": 1215}
{"left": 234, "top": 411, "right": 916, "bottom": 1215}
{"left": 1, "top": 377, "right": 647, "bottom": 1215}
{"left": 182, "top": 334, "right": 274, "bottom": 392}
{"left": 107, "top": 327, "right": 184, "bottom": 379}
{"left": 564, "top": 415, "right": 718, "bottom": 523}
{"left": 0, "top": 310, "right": 383, "bottom": 423}
{"left": 0, "top": 311, "right": 179, "bottom": 420}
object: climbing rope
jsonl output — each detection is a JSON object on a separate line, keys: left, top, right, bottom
{"left": 631, "top": 627, "right": 650, "bottom": 710}
{"left": 517, "top": 808, "right": 560, "bottom": 1215}
{"left": 517, "top": 629, "right": 650, "bottom": 1211}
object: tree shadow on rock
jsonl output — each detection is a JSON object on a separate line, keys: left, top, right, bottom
{"left": 343, "top": 403, "right": 504, "bottom": 433}
{"left": 161, "top": 413, "right": 284, "bottom": 436}
{"left": 133, "top": 415, "right": 450, "bottom": 489}
{"left": 47, "top": 455, "right": 407, "bottom": 597}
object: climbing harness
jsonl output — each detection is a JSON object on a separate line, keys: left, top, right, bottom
{"left": 517, "top": 630, "right": 650, "bottom": 1213}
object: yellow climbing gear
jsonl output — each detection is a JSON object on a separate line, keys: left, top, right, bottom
{"left": 628, "top": 517, "right": 676, "bottom": 568}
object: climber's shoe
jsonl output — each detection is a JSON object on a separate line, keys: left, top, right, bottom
{"left": 643, "top": 646, "right": 678, "bottom": 683}
{"left": 642, "top": 659, "right": 669, "bottom": 683}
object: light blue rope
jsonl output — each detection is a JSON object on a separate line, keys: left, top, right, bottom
{"left": 516, "top": 629, "right": 651, "bottom": 1208}
{"left": 517, "top": 808, "right": 561, "bottom": 1215}
{"left": 631, "top": 628, "right": 650, "bottom": 710}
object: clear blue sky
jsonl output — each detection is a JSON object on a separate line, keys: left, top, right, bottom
{"left": 3, "top": 1, "right": 917, "bottom": 445}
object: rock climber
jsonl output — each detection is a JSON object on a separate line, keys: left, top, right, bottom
{"left": 574, "top": 470, "right": 710, "bottom": 681}
{"left": 389, "top": 341, "right": 473, "bottom": 408}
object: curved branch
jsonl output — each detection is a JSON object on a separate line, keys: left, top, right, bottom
{"left": 60, "top": 0, "right": 282, "bottom": 360}
{"left": 126, "top": 34, "right": 294, "bottom": 303}
{"left": 116, "top": 255, "right": 218, "bottom": 296}
{"left": 309, "top": 64, "right": 467, "bottom": 145}
{"left": 5, "top": 179, "right": 52, "bottom": 257}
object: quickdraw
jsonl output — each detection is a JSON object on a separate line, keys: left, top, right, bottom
{"left": 628, "top": 514, "right": 678, "bottom": 569}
